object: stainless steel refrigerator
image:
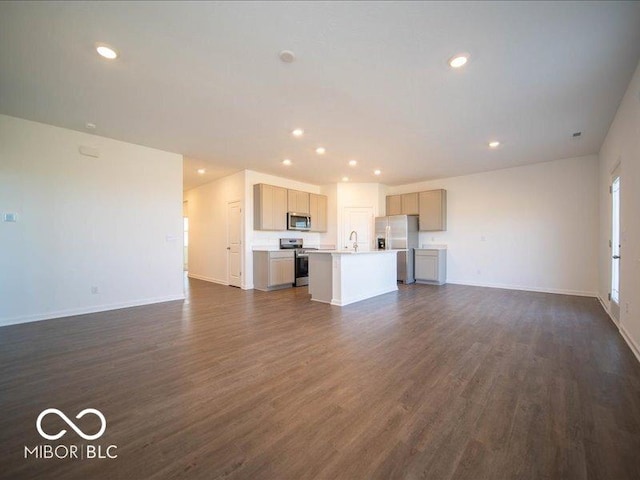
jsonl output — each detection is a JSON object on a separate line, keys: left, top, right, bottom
{"left": 375, "top": 215, "right": 419, "bottom": 284}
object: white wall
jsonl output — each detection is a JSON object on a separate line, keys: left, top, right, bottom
{"left": 598, "top": 60, "right": 640, "bottom": 361}
{"left": 183, "top": 171, "right": 244, "bottom": 285}
{"left": 0, "top": 115, "right": 184, "bottom": 326}
{"left": 389, "top": 155, "right": 599, "bottom": 296}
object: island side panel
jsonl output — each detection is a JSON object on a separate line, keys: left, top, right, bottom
{"left": 333, "top": 252, "right": 398, "bottom": 306}
{"left": 332, "top": 254, "right": 342, "bottom": 306}
{"left": 309, "top": 253, "right": 333, "bottom": 304}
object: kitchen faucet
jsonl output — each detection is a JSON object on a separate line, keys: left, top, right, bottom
{"left": 349, "top": 230, "right": 358, "bottom": 252}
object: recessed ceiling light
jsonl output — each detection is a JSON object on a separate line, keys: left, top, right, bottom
{"left": 279, "top": 50, "right": 296, "bottom": 63}
{"left": 282, "top": 159, "right": 292, "bottom": 166}
{"left": 197, "top": 168, "right": 206, "bottom": 174}
{"left": 96, "top": 44, "right": 118, "bottom": 60}
{"left": 374, "top": 169, "right": 381, "bottom": 176}
{"left": 348, "top": 160, "right": 357, "bottom": 167}
{"left": 292, "top": 128, "right": 304, "bottom": 137}
{"left": 342, "top": 176, "right": 349, "bottom": 182}
{"left": 85, "top": 122, "right": 96, "bottom": 130}
{"left": 316, "top": 147, "right": 326, "bottom": 155}
{"left": 448, "top": 53, "right": 469, "bottom": 68}
{"left": 488, "top": 141, "right": 500, "bottom": 148}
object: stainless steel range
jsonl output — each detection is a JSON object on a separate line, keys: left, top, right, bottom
{"left": 279, "top": 238, "right": 317, "bottom": 287}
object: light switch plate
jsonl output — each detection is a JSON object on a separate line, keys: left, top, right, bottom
{"left": 79, "top": 145, "right": 100, "bottom": 158}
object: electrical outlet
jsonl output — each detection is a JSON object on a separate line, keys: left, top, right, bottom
{"left": 91, "top": 286, "right": 99, "bottom": 294}
{"left": 477, "top": 269, "right": 481, "bottom": 275}
{"left": 625, "top": 303, "right": 629, "bottom": 314}
{"left": 481, "top": 236, "right": 486, "bottom": 242}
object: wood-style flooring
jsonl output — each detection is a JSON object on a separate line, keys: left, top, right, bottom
{"left": 1, "top": 279, "right": 640, "bottom": 480}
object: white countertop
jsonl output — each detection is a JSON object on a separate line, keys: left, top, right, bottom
{"left": 417, "top": 244, "right": 448, "bottom": 250}
{"left": 308, "top": 249, "right": 398, "bottom": 255}
{"left": 252, "top": 244, "right": 336, "bottom": 252}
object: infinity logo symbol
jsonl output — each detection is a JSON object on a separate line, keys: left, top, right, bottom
{"left": 36, "top": 408, "right": 107, "bottom": 441}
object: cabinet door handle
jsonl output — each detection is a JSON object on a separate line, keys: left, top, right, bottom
{"left": 613, "top": 255, "right": 620, "bottom": 259}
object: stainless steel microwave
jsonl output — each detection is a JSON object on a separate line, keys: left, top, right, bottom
{"left": 287, "top": 212, "right": 311, "bottom": 231}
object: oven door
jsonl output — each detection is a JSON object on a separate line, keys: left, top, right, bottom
{"left": 295, "top": 254, "right": 309, "bottom": 286}
{"left": 288, "top": 213, "right": 311, "bottom": 231}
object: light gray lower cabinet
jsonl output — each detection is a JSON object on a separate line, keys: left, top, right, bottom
{"left": 414, "top": 249, "right": 446, "bottom": 285}
{"left": 253, "top": 251, "right": 295, "bottom": 291}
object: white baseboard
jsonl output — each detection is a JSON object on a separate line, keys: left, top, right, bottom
{"left": 620, "top": 324, "right": 640, "bottom": 364}
{"left": 187, "top": 273, "right": 251, "bottom": 290}
{"left": 330, "top": 286, "right": 398, "bottom": 307}
{"left": 0, "top": 294, "right": 186, "bottom": 328}
{"left": 597, "top": 296, "right": 619, "bottom": 327}
{"left": 187, "top": 273, "right": 228, "bottom": 286}
{"left": 447, "top": 280, "right": 597, "bottom": 298}
{"left": 311, "top": 298, "right": 331, "bottom": 305}
{"left": 595, "top": 296, "right": 640, "bottom": 364}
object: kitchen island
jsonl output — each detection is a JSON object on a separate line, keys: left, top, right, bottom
{"left": 308, "top": 250, "right": 398, "bottom": 306}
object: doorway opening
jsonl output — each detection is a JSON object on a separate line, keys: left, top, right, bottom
{"left": 342, "top": 207, "right": 373, "bottom": 252}
{"left": 610, "top": 172, "right": 620, "bottom": 321}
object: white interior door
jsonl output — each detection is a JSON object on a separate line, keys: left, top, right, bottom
{"left": 227, "top": 201, "right": 242, "bottom": 288}
{"left": 610, "top": 171, "right": 620, "bottom": 321}
{"left": 343, "top": 207, "right": 373, "bottom": 252}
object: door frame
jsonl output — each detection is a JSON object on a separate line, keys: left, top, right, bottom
{"left": 609, "top": 164, "right": 621, "bottom": 322}
{"left": 183, "top": 200, "right": 189, "bottom": 272}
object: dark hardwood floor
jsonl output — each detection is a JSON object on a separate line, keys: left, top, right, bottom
{"left": 1, "top": 279, "right": 640, "bottom": 479}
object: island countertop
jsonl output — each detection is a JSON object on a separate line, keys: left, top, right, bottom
{"left": 308, "top": 249, "right": 402, "bottom": 255}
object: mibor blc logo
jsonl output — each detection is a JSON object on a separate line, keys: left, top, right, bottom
{"left": 24, "top": 408, "right": 117, "bottom": 460}
{"left": 37, "top": 408, "right": 106, "bottom": 441}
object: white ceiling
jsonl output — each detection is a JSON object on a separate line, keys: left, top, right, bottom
{"left": 1, "top": 2, "right": 639, "bottom": 190}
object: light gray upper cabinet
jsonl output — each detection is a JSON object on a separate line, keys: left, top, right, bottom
{"left": 401, "top": 192, "right": 419, "bottom": 215}
{"left": 386, "top": 192, "right": 419, "bottom": 216}
{"left": 254, "top": 183, "right": 287, "bottom": 231}
{"left": 386, "top": 195, "right": 402, "bottom": 216}
{"left": 309, "top": 193, "right": 328, "bottom": 232}
{"left": 418, "top": 189, "right": 447, "bottom": 231}
{"left": 287, "top": 189, "right": 310, "bottom": 214}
